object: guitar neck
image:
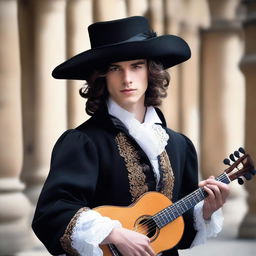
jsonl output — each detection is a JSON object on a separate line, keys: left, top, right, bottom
{"left": 153, "top": 172, "right": 231, "bottom": 228}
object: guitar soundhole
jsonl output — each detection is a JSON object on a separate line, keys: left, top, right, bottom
{"left": 134, "top": 215, "right": 159, "bottom": 242}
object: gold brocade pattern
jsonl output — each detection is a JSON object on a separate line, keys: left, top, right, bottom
{"left": 60, "top": 207, "right": 89, "bottom": 256}
{"left": 115, "top": 132, "right": 148, "bottom": 202}
{"left": 159, "top": 150, "right": 175, "bottom": 200}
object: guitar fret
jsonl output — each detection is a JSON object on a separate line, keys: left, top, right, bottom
{"left": 180, "top": 199, "right": 188, "bottom": 211}
{"left": 217, "top": 173, "right": 231, "bottom": 184}
{"left": 169, "top": 208, "right": 176, "bottom": 219}
{"left": 187, "top": 197, "right": 194, "bottom": 207}
{"left": 176, "top": 201, "right": 185, "bottom": 213}
{"left": 171, "top": 205, "right": 179, "bottom": 218}
{"left": 198, "top": 188, "right": 205, "bottom": 198}
{"left": 162, "top": 211, "right": 170, "bottom": 224}
{"left": 195, "top": 190, "right": 202, "bottom": 201}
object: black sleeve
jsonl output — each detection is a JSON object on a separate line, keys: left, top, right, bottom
{"left": 32, "top": 129, "right": 99, "bottom": 255}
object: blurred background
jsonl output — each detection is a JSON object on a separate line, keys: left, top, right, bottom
{"left": 0, "top": 0, "right": 256, "bottom": 255}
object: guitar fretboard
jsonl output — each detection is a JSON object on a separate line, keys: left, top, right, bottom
{"left": 152, "top": 173, "right": 230, "bottom": 228}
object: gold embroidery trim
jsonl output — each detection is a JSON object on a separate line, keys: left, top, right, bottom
{"left": 159, "top": 150, "right": 175, "bottom": 200}
{"left": 60, "top": 207, "right": 89, "bottom": 256}
{"left": 115, "top": 132, "right": 148, "bottom": 202}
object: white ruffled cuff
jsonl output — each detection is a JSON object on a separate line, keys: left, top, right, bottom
{"left": 191, "top": 201, "right": 224, "bottom": 247}
{"left": 71, "top": 209, "right": 121, "bottom": 256}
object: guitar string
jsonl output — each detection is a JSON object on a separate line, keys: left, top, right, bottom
{"left": 133, "top": 188, "right": 206, "bottom": 235}
{"left": 133, "top": 194, "right": 208, "bottom": 235}
{"left": 131, "top": 200, "right": 188, "bottom": 235}
{"left": 132, "top": 174, "right": 228, "bottom": 235}
{"left": 131, "top": 199, "right": 190, "bottom": 235}
{"left": 131, "top": 174, "right": 229, "bottom": 235}
{"left": 133, "top": 182, "right": 209, "bottom": 230}
{"left": 134, "top": 186, "right": 205, "bottom": 234}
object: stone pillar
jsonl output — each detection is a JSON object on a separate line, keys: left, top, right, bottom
{"left": 126, "top": 0, "right": 148, "bottom": 16}
{"left": 0, "top": 0, "right": 32, "bottom": 254}
{"left": 161, "top": 0, "right": 184, "bottom": 130}
{"left": 238, "top": 0, "right": 256, "bottom": 239}
{"left": 19, "top": 0, "right": 67, "bottom": 205}
{"left": 201, "top": 0, "right": 246, "bottom": 237}
{"left": 93, "top": 0, "right": 126, "bottom": 21}
{"left": 179, "top": 0, "right": 209, "bottom": 151}
{"left": 66, "top": 0, "right": 92, "bottom": 128}
{"left": 148, "top": 0, "right": 164, "bottom": 34}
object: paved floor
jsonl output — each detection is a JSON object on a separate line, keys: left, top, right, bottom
{"left": 180, "top": 238, "right": 256, "bottom": 256}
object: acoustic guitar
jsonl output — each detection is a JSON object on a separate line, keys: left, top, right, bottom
{"left": 94, "top": 148, "right": 256, "bottom": 256}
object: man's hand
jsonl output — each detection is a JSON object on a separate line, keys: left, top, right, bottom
{"left": 102, "top": 227, "right": 155, "bottom": 256}
{"left": 199, "top": 176, "right": 230, "bottom": 220}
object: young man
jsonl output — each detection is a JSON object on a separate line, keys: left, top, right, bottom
{"left": 32, "top": 16, "right": 229, "bottom": 256}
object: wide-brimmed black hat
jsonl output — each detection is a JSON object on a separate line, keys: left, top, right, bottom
{"left": 52, "top": 16, "right": 191, "bottom": 80}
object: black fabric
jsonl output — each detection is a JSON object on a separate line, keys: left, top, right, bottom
{"left": 32, "top": 106, "right": 198, "bottom": 255}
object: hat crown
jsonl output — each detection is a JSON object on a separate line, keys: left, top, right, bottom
{"left": 88, "top": 16, "right": 151, "bottom": 49}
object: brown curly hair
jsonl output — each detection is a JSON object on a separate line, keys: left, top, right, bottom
{"left": 79, "top": 60, "right": 170, "bottom": 116}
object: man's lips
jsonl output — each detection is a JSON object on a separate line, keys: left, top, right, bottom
{"left": 120, "top": 89, "right": 137, "bottom": 93}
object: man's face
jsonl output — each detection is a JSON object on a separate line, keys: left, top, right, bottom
{"left": 105, "top": 59, "right": 148, "bottom": 112}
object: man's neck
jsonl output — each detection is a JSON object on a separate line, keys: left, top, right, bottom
{"left": 123, "top": 103, "right": 146, "bottom": 123}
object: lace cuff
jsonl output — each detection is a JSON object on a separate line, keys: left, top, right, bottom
{"left": 60, "top": 208, "right": 121, "bottom": 256}
{"left": 190, "top": 201, "right": 224, "bottom": 247}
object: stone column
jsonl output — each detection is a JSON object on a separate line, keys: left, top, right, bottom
{"left": 0, "top": 0, "right": 32, "bottom": 254}
{"left": 66, "top": 0, "right": 92, "bottom": 128}
{"left": 126, "top": 0, "right": 148, "bottom": 16}
{"left": 201, "top": 1, "right": 245, "bottom": 175}
{"left": 93, "top": 0, "right": 126, "bottom": 21}
{"left": 201, "top": 0, "right": 246, "bottom": 237}
{"left": 178, "top": 0, "right": 209, "bottom": 151}
{"left": 238, "top": 0, "right": 256, "bottom": 239}
{"left": 148, "top": 0, "right": 164, "bottom": 34}
{"left": 161, "top": 0, "right": 184, "bottom": 130}
{"left": 19, "top": 0, "right": 67, "bottom": 205}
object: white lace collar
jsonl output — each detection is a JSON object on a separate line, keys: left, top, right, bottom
{"left": 107, "top": 98, "right": 169, "bottom": 160}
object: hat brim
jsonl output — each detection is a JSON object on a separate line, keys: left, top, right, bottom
{"left": 52, "top": 35, "right": 191, "bottom": 80}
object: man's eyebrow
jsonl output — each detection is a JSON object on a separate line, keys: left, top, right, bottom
{"left": 131, "top": 60, "right": 146, "bottom": 66}
{"left": 109, "top": 60, "right": 146, "bottom": 68}
{"left": 109, "top": 64, "right": 120, "bottom": 67}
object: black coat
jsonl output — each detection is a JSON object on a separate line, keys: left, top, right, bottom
{"left": 32, "top": 105, "right": 198, "bottom": 256}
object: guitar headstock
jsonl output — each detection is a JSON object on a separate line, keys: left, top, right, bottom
{"left": 223, "top": 147, "right": 256, "bottom": 185}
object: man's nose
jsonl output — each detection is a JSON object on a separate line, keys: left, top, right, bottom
{"left": 123, "top": 69, "right": 132, "bottom": 86}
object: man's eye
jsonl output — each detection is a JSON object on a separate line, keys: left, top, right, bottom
{"left": 109, "top": 66, "right": 119, "bottom": 72}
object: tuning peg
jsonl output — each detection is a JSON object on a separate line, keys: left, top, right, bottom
{"left": 223, "top": 158, "right": 231, "bottom": 166}
{"left": 229, "top": 154, "right": 236, "bottom": 162}
{"left": 238, "top": 177, "right": 244, "bottom": 185}
{"left": 234, "top": 151, "right": 240, "bottom": 158}
{"left": 244, "top": 173, "right": 252, "bottom": 181}
{"left": 239, "top": 147, "right": 245, "bottom": 154}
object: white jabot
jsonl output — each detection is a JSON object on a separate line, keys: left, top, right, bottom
{"left": 107, "top": 98, "right": 169, "bottom": 183}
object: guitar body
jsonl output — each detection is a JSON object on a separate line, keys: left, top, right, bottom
{"left": 94, "top": 191, "right": 184, "bottom": 256}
